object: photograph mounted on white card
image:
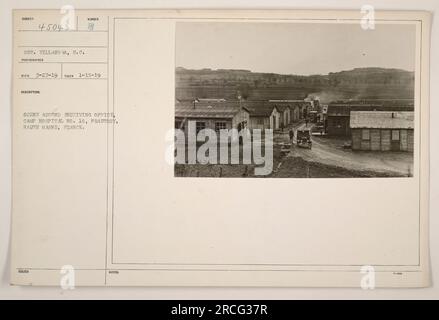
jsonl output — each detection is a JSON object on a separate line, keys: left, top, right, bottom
{"left": 10, "top": 9, "right": 430, "bottom": 287}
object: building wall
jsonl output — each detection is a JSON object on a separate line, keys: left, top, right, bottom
{"left": 326, "top": 116, "right": 350, "bottom": 136}
{"left": 175, "top": 110, "right": 250, "bottom": 137}
{"left": 292, "top": 107, "right": 300, "bottom": 122}
{"left": 351, "top": 129, "right": 361, "bottom": 150}
{"left": 407, "top": 130, "right": 414, "bottom": 152}
{"left": 381, "top": 130, "right": 391, "bottom": 151}
{"left": 270, "top": 108, "right": 281, "bottom": 130}
{"left": 279, "top": 109, "right": 290, "bottom": 127}
{"left": 370, "top": 129, "right": 381, "bottom": 151}
{"left": 232, "top": 109, "right": 250, "bottom": 129}
{"left": 285, "top": 108, "right": 291, "bottom": 125}
{"left": 249, "top": 116, "right": 270, "bottom": 130}
{"left": 351, "top": 128, "right": 414, "bottom": 152}
{"left": 175, "top": 117, "right": 233, "bottom": 136}
{"left": 283, "top": 111, "right": 287, "bottom": 126}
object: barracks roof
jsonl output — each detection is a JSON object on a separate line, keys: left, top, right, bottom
{"left": 350, "top": 111, "right": 414, "bottom": 129}
{"left": 327, "top": 103, "right": 414, "bottom": 116}
{"left": 175, "top": 101, "right": 249, "bottom": 119}
{"left": 175, "top": 99, "right": 310, "bottom": 118}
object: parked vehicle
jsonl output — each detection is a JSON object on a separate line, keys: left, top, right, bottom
{"left": 297, "top": 129, "right": 312, "bottom": 149}
{"left": 313, "top": 122, "right": 325, "bottom": 134}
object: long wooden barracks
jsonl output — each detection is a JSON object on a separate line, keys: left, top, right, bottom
{"left": 350, "top": 111, "right": 414, "bottom": 151}
{"left": 175, "top": 99, "right": 311, "bottom": 133}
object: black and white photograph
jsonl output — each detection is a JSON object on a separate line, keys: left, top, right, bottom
{"left": 5, "top": 5, "right": 434, "bottom": 294}
{"left": 174, "top": 22, "right": 416, "bottom": 178}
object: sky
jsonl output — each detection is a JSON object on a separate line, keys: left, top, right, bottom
{"left": 176, "top": 22, "right": 416, "bottom": 75}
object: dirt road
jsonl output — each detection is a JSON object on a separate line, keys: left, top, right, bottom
{"left": 287, "top": 123, "right": 413, "bottom": 176}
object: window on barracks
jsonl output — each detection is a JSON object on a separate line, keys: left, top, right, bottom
{"left": 215, "top": 122, "right": 227, "bottom": 133}
{"left": 362, "top": 129, "right": 370, "bottom": 140}
{"left": 196, "top": 121, "right": 206, "bottom": 134}
{"left": 392, "top": 130, "right": 400, "bottom": 141}
{"left": 175, "top": 120, "right": 184, "bottom": 130}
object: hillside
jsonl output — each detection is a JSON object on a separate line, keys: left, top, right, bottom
{"left": 175, "top": 67, "right": 414, "bottom": 103}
